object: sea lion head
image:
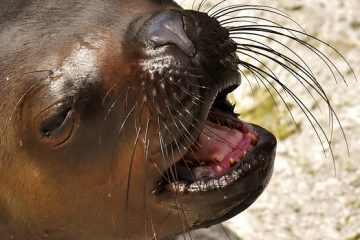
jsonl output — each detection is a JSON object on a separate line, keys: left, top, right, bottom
{"left": 0, "top": 1, "right": 277, "bottom": 239}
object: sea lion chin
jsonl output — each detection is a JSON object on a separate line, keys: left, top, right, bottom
{"left": 12, "top": 0, "right": 359, "bottom": 239}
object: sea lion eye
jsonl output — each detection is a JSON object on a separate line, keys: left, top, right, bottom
{"left": 35, "top": 101, "right": 76, "bottom": 147}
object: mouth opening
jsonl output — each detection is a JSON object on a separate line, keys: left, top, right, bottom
{"left": 156, "top": 86, "right": 260, "bottom": 194}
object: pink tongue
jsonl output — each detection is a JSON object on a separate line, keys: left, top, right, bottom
{"left": 187, "top": 122, "right": 244, "bottom": 162}
{"left": 184, "top": 122, "right": 252, "bottom": 180}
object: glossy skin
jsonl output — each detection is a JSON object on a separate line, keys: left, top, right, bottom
{"left": 0, "top": 1, "right": 276, "bottom": 239}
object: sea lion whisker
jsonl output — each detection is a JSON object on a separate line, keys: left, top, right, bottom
{"left": 165, "top": 134, "right": 195, "bottom": 234}
{"left": 151, "top": 160, "right": 173, "bottom": 186}
{"left": 223, "top": 16, "right": 301, "bottom": 42}
{"left": 231, "top": 32, "right": 317, "bottom": 85}
{"left": 143, "top": 136, "right": 157, "bottom": 240}
{"left": 134, "top": 100, "right": 147, "bottom": 134}
{"left": 187, "top": 83, "right": 210, "bottom": 90}
{"left": 162, "top": 129, "right": 199, "bottom": 239}
{"left": 110, "top": 104, "right": 136, "bottom": 168}
{"left": 163, "top": 77, "right": 205, "bottom": 104}
{"left": 162, "top": 107, "right": 206, "bottom": 168}
{"left": 230, "top": 26, "right": 348, "bottom": 103}
{"left": 125, "top": 126, "right": 142, "bottom": 239}
{"left": 99, "top": 91, "right": 129, "bottom": 146}
{"left": 142, "top": 119, "right": 150, "bottom": 179}
{"left": 171, "top": 101, "right": 206, "bottom": 146}
{"left": 233, "top": 24, "right": 356, "bottom": 84}
{"left": 125, "top": 86, "right": 133, "bottom": 110}
{"left": 237, "top": 48, "right": 309, "bottom": 112}
{"left": 236, "top": 45, "right": 327, "bottom": 113}
{"left": 197, "top": 0, "right": 208, "bottom": 12}
{"left": 167, "top": 130, "right": 181, "bottom": 186}
{"left": 239, "top": 59, "right": 285, "bottom": 115}
{"left": 101, "top": 83, "right": 117, "bottom": 108}
{"left": 163, "top": 111, "right": 198, "bottom": 152}
{"left": 157, "top": 116, "right": 177, "bottom": 183}
{"left": 180, "top": 73, "right": 205, "bottom": 79}
{"left": 9, "top": 77, "right": 47, "bottom": 122}
{"left": 205, "top": 0, "right": 227, "bottom": 16}
{"left": 165, "top": 105, "right": 200, "bottom": 149}
{"left": 212, "top": 4, "right": 312, "bottom": 43}
{"left": 157, "top": 122, "right": 195, "bottom": 231}
{"left": 244, "top": 55, "right": 339, "bottom": 157}
{"left": 240, "top": 59, "right": 264, "bottom": 91}
{"left": 219, "top": 223, "right": 232, "bottom": 240}
{"left": 151, "top": 95, "right": 199, "bottom": 150}
{"left": 242, "top": 53, "right": 329, "bottom": 126}
{"left": 211, "top": 5, "right": 291, "bottom": 19}
{"left": 239, "top": 60, "right": 298, "bottom": 126}
{"left": 111, "top": 214, "right": 116, "bottom": 236}
{"left": 210, "top": 4, "right": 299, "bottom": 28}
{"left": 236, "top": 43, "right": 346, "bottom": 135}
{"left": 157, "top": 87, "right": 201, "bottom": 143}
{"left": 242, "top": 62, "right": 338, "bottom": 163}
{"left": 238, "top": 68, "right": 257, "bottom": 102}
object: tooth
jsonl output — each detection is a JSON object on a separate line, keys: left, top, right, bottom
{"left": 207, "top": 180, "right": 216, "bottom": 190}
{"left": 209, "top": 179, "right": 218, "bottom": 189}
{"left": 219, "top": 176, "right": 227, "bottom": 187}
{"left": 243, "top": 150, "right": 248, "bottom": 156}
{"left": 173, "top": 182, "right": 186, "bottom": 192}
{"left": 188, "top": 182, "right": 200, "bottom": 192}
{"left": 232, "top": 171, "right": 240, "bottom": 179}
{"left": 200, "top": 181, "right": 207, "bottom": 191}
{"left": 216, "top": 165, "right": 222, "bottom": 173}
{"left": 229, "top": 158, "right": 236, "bottom": 165}
{"left": 251, "top": 134, "right": 257, "bottom": 144}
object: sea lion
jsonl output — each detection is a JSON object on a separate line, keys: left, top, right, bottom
{"left": 0, "top": 0, "right": 350, "bottom": 240}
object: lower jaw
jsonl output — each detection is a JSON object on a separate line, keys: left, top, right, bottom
{"left": 151, "top": 123, "right": 276, "bottom": 233}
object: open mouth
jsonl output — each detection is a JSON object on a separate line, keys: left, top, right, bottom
{"left": 155, "top": 85, "right": 275, "bottom": 194}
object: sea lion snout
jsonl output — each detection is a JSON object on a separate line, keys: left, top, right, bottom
{"left": 134, "top": 9, "right": 241, "bottom": 92}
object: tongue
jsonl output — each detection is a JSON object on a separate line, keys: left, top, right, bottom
{"left": 180, "top": 121, "right": 254, "bottom": 180}
{"left": 185, "top": 121, "right": 245, "bottom": 163}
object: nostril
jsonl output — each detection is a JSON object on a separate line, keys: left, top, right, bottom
{"left": 147, "top": 11, "right": 196, "bottom": 57}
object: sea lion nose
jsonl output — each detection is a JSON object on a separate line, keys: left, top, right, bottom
{"left": 147, "top": 11, "right": 196, "bottom": 57}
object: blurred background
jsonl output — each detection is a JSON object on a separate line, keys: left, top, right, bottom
{"left": 175, "top": 0, "right": 360, "bottom": 239}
